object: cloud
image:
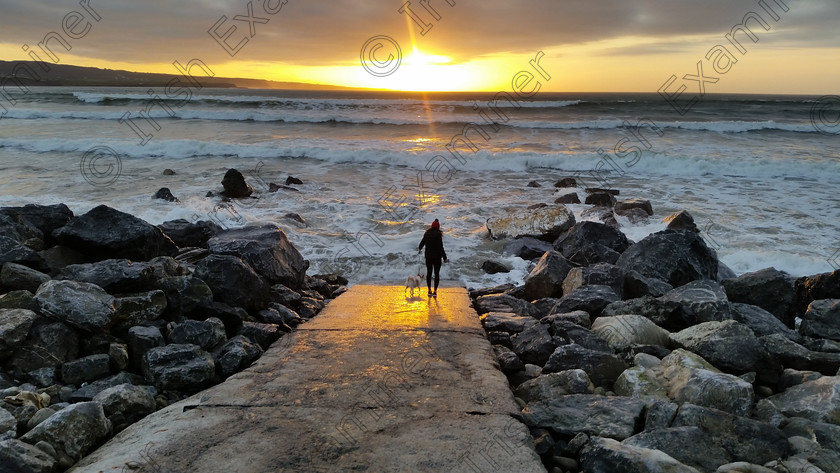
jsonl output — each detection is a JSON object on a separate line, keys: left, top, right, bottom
{"left": 1, "top": 0, "right": 838, "bottom": 69}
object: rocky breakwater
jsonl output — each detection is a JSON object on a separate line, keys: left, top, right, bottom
{"left": 479, "top": 180, "right": 840, "bottom": 473}
{"left": 0, "top": 203, "right": 345, "bottom": 472}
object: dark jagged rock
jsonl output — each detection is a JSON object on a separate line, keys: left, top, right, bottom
{"left": 794, "top": 270, "right": 840, "bottom": 319}
{"left": 731, "top": 302, "right": 801, "bottom": 342}
{"left": 0, "top": 438, "right": 58, "bottom": 472}
{"left": 601, "top": 295, "right": 681, "bottom": 330}
{"left": 501, "top": 237, "right": 553, "bottom": 261}
{"left": 670, "top": 320, "right": 768, "bottom": 373}
{"left": 1, "top": 204, "right": 72, "bottom": 245}
{"left": 34, "top": 279, "right": 115, "bottom": 332}
{"left": 127, "top": 326, "right": 165, "bottom": 372}
{"left": 53, "top": 205, "right": 178, "bottom": 261}
{"left": 167, "top": 318, "right": 227, "bottom": 351}
{"left": 480, "top": 312, "right": 538, "bottom": 334}
{"left": 580, "top": 437, "right": 701, "bottom": 473}
{"left": 550, "top": 285, "right": 619, "bottom": 318}
{"left": 585, "top": 192, "right": 617, "bottom": 207}
{"left": 562, "top": 263, "right": 624, "bottom": 298}
{"left": 658, "top": 280, "right": 731, "bottom": 329}
{"left": 1, "top": 262, "right": 50, "bottom": 292}
{"left": 214, "top": 335, "right": 263, "bottom": 378}
{"left": 188, "top": 301, "right": 246, "bottom": 337}
{"left": 0, "top": 308, "right": 39, "bottom": 360}
{"left": 283, "top": 213, "right": 306, "bottom": 226}
{"left": 37, "top": 245, "right": 86, "bottom": 274}
{"left": 155, "top": 276, "right": 214, "bottom": 318}
{"left": 554, "top": 193, "right": 581, "bottom": 204}
{"left": 239, "top": 322, "right": 282, "bottom": 350}
{"left": 153, "top": 187, "right": 179, "bottom": 202}
{"left": 555, "top": 177, "right": 577, "bottom": 188}
{"left": 481, "top": 260, "right": 510, "bottom": 274}
{"left": 493, "top": 345, "right": 525, "bottom": 374}
{"left": 522, "top": 394, "right": 644, "bottom": 440}
{"left": 616, "top": 230, "right": 718, "bottom": 287}
{"left": 615, "top": 198, "right": 653, "bottom": 216}
{"left": 0, "top": 208, "right": 44, "bottom": 246}
{"left": 60, "top": 353, "right": 111, "bottom": 385}
{"left": 800, "top": 299, "right": 840, "bottom": 341}
{"left": 220, "top": 168, "right": 254, "bottom": 198}
{"left": 544, "top": 344, "right": 627, "bottom": 389}
{"left": 0, "top": 236, "right": 42, "bottom": 267}
{"left": 142, "top": 344, "right": 215, "bottom": 392}
{"left": 69, "top": 371, "right": 146, "bottom": 402}
{"left": 623, "top": 270, "right": 672, "bottom": 298}
{"left": 487, "top": 205, "right": 576, "bottom": 242}
{"left": 194, "top": 254, "right": 271, "bottom": 312}
{"left": 474, "top": 293, "right": 536, "bottom": 317}
{"left": 722, "top": 267, "right": 796, "bottom": 327}
{"left": 523, "top": 251, "right": 574, "bottom": 300}
{"left": 550, "top": 320, "right": 613, "bottom": 353}
{"left": 554, "top": 221, "right": 630, "bottom": 260}
{"left": 511, "top": 323, "right": 555, "bottom": 366}
{"left": 285, "top": 176, "right": 303, "bottom": 185}
{"left": 208, "top": 225, "right": 308, "bottom": 289}
{"left": 59, "top": 259, "right": 157, "bottom": 293}
{"left": 663, "top": 210, "right": 698, "bottom": 232}
{"left": 93, "top": 383, "right": 157, "bottom": 425}
{"left": 157, "top": 219, "right": 222, "bottom": 248}
{"left": 20, "top": 401, "right": 111, "bottom": 462}
{"left": 10, "top": 322, "right": 78, "bottom": 375}
{"left": 760, "top": 334, "right": 840, "bottom": 375}
{"left": 526, "top": 180, "right": 541, "bottom": 188}
{"left": 111, "top": 290, "right": 168, "bottom": 332}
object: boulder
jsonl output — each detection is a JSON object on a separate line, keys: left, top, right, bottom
{"left": 522, "top": 251, "right": 574, "bottom": 300}
{"left": 601, "top": 296, "right": 682, "bottom": 330}
{"left": 585, "top": 192, "right": 616, "bottom": 207}
{"left": 0, "top": 236, "right": 41, "bottom": 267}
{"left": 92, "top": 383, "right": 156, "bottom": 424}
{"left": 782, "top": 417, "right": 840, "bottom": 453}
{"left": 544, "top": 344, "right": 627, "bottom": 389}
{"left": 480, "top": 312, "right": 538, "bottom": 334}
{"left": 220, "top": 168, "right": 254, "bottom": 198}
{"left": 0, "top": 308, "right": 39, "bottom": 360}
{"left": 188, "top": 301, "right": 246, "bottom": 337}
{"left": 670, "top": 320, "right": 767, "bottom": 373}
{"left": 671, "top": 404, "right": 790, "bottom": 466}
{"left": 10, "top": 323, "right": 79, "bottom": 374}
{"left": 194, "top": 255, "right": 271, "bottom": 312}
{"left": 0, "top": 208, "right": 43, "bottom": 246}
{"left": 554, "top": 177, "right": 577, "bottom": 188}
{"left": 616, "top": 230, "right": 719, "bottom": 287}
{"left": 760, "top": 334, "right": 840, "bottom": 375}
{"left": 493, "top": 345, "right": 524, "bottom": 375}
{"left": 731, "top": 302, "right": 801, "bottom": 342}
{"left": 264, "top": 303, "right": 302, "bottom": 328}
{"left": 722, "top": 268, "right": 796, "bottom": 327}
{"left": 625, "top": 427, "right": 730, "bottom": 472}
{"left": 1, "top": 204, "right": 73, "bottom": 244}
{"left": 663, "top": 210, "right": 698, "bottom": 232}
{"left": 59, "top": 259, "right": 158, "bottom": 293}
{"left": 501, "top": 237, "right": 553, "bottom": 261}
{"left": 513, "top": 370, "right": 594, "bottom": 403}
{"left": 765, "top": 376, "right": 840, "bottom": 424}
{"left": 168, "top": 318, "right": 227, "bottom": 351}
{"left": 60, "top": 354, "right": 111, "bottom": 385}
{"left": 155, "top": 276, "right": 214, "bottom": 317}
{"left": 153, "top": 187, "right": 179, "bottom": 202}
{"left": 793, "top": 270, "right": 840, "bottom": 317}
{"left": 554, "top": 193, "right": 580, "bottom": 204}
{"left": 238, "top": 322, "right": 282, "bottom": 351}
{"left": 142, "top": 344, "right": 215, "bottom": 391}
{"left": 111, "top": 290, "right": 168, "bottom": 333}
{"left": 20, "top": 401, "right": 110, "bottom": 461}
{"left": 213, "top": 335, "right": 264, "bottom": 378}
{"left": 0, "top": 289, "right": 38, "bottom": 311}
{"left": 53, "top": 205, "right": 178, "bottom": 261}
{"left": 157, "top": 219, "right": 223, "bottom": 249}
{"left": 659, "top": 349, "right": 754, "bottom": 416}
{"left": 615, "top": 198, "right": 653, "bottom": 216}
{"left": 800, "top": 299, "right": 840, "bottom": 340}
{"left": 554, "top": 221, "right": 630, "bottom": 266}
{"left": 207, "top": 225, "right": 308, "bottom": 289}
{"left": 486, "top": 205, "right": 576, "bottom": 241}
{"left": 474, "top": 294, "right": 536, "bottom": 317}
{"left": 658, "top": 280, "right": 731, "bottom": 329}
{"left": 592, "top": 314, "right": 670, "bottom": 351}
{"left": 521, "top": 395, "right": 645, "bottom": 440}
{"left": 480, "top": 261, "right": 509, "bottom": 274}
{"left": 540, "top": 310, "right": 591, "bottom": 328}
{"left": 562, "top": 263, "right": 624, "bottom": 298}
{"left": 580, "top": 437, "right": 702, "bottom": 473}
{"left": 510, "top": 323, "right": 555, "bottom": 366}
{"left": 0, "top": 262, "right": 50, "bottom": 293}
{"left": 549, "top": 285, "right": 619, "bottom": 318}
{"left": 34, "top": 280, "right": 115, "bottom": 332}
{"left": 549, "top": 320, "right": 612, "bottom": 353}
{"left": 127, "top": 326, "right": 165, "bottom": 371}
{"left": 614, "top": 365, "right": 671, "bottom": 402}
{"left": 0, "top": 438, "right": 58, "bottom": 473}
{"left": 68, "top": 371, "right": 146, "bottom": 403}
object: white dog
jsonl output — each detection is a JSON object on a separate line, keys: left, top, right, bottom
{"left": 405, "top": 274, "right": 424, "bottom": 296}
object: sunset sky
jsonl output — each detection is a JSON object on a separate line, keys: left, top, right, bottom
{"left": 0, "top": 0, "right": 838, "bottom": 93}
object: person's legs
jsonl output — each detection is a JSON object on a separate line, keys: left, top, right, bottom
{"left": 433, "top": 259, "right": 442, "bottom": 293}
{"left": 426, "top": 258, "right": 434, "bottom": 293}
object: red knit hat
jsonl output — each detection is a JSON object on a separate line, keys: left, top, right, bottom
{"left": 431, "top": 219, "right": 440, "bottom": 229}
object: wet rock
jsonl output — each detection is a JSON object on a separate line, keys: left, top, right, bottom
{"left": 285, "top": 176, "right": 304, "bottom": 185}
{"left": 554, "top": 193, "right": 580, "bottom": 204}
{"left": 722, "top": 267, "right": 796, "bottom": 327}
{"left": 195, "top": 254, "right": 271, "bottom": 312}
{"left": 585, "top": 192, "right": 616, "bottom": 207}
{"left": 511, "top": 323, "right": 555, "bottom": 366}
{"left": 239, "top": 322, "right": 282, "bottom": 350}
{"left": 220, "top": 168, "right": 254, "bottom": 198}
{"left": 111, "top": 290, "right": 167, "bottom": 332}
{"left": 554, "top": 221, "right": 630, "bottom": 266}
{"left": 554, "top": 177, "right": 577, "bottom": 188}
{"left": 157, "top": 219, "right": 222, "bottom": 248}
{"left": 93, "top": 383, "right": 156, "bottom": 424}
{"left": 167, "top": 318, "right": 227, "bottom": 351}
{"left": 549, "top": 320, "right": 612, "bottom": 353}
{"left": 658, "top": 280, "right": 731, "bottom": 329}
{"left": 793, "top": 270, "right": 840, "bottom": 318}
{"left": 486, "top": 205, "right": 576, "bottom": 241}
{"left": 34, "top": 280, "right": 115, "bottom": 332}
{"left": 514, "top": 370, "right": 594, "bottom": 403}
{"left": 615, "top": 198, "right": 653, "bottom": 216}
{"left": 2, "top": 204, "right": 73, "bottom": 245}
{"left": 480, "top": 260, "right": 509, "bottom": 275}
{"left": 616, "top": 230, "right": 718, "bottom": 287}
{"left": 264, "top": 303, "right": 302, "bottom": 328}
{"left": 36, "top": 246, "right": 86, "bottom": 275}
{"left": 153, "top": 187, "right": 179, "bottom": 202}
{"left": 0, "top": 208, "right": 44, "bottom": 246}
{"left": 0, "top": 236, "right": 41, "bottom": 267}
{"left": 10, "top": 323, "right": 79, "bottom": 374}
{"left": 1, "top": 263, "right": 50, "bottom": 293}
{"left": 155, "top": 276, "right": 214, "bottom": 318}
{"left": 480, "top": 312, "right": 538, "bottom": 334}
{"left": 663, "top": 210, "right": 698, "bottom": 232}
{"left": 208, "top": 225, "right": 308, "bottom": 289}
{"left": 53, "top": 205, "right": 178, "bottom": 261}
{"left": 522, "top": 251, "right": 574, "bottom": 300}
{"left": 142, "top": 344, "right": 215, "bottom": 392}
{"left": 731, "top": 302, "right": 801, "bottom": 341}
{"left": 213, "top": 335, "right": 264, "bottom": 378}
{"left": 562, "top": 263, "right": 624, "bottom": 298}
{"left": 0, "top": 438, "right": 58, "bottom": 473}
{"left": 58, "top": 259, "right": 154, "bottom": 293}
{"left": 0, "top": 308, "right": 39, "bottom": 360}
{"left": 670, "top": 320, "right": 767, "bottom": 373}
{"left": 522, "top": 395, "right": 645, "bottom": 440}
{"left": 20, "top": 401, "right": 110, "bottom": 461}
{"left": 60, "top": 354, "right": 111, "bottom": 385}
{"left": 540, "top": 310, "right": 591, "bottom": 329}
{"left": 549, "top": 285, "right": 619, "bottom": 318}
{"left": 474, "top": 293, "right": 536, "bottom": 317}
{"left": 591, "top": 314, "right": 670, "bottom": 351}
{"left": 544, "top": 344, "right": 627, "bottom": 389}
{"left": 799, "top": 299, "right": 840, "bottom": 340}
{"left": 493, "top": 345, "right": 525, "bottom": 375}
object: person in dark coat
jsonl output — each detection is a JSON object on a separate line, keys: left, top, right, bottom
{"left": 418, "top": 219, "right": 449, "bottom": 297}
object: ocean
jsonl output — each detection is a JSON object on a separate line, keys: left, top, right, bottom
{"left": 1, "top": 87, "right": 838, "bottom": 288}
